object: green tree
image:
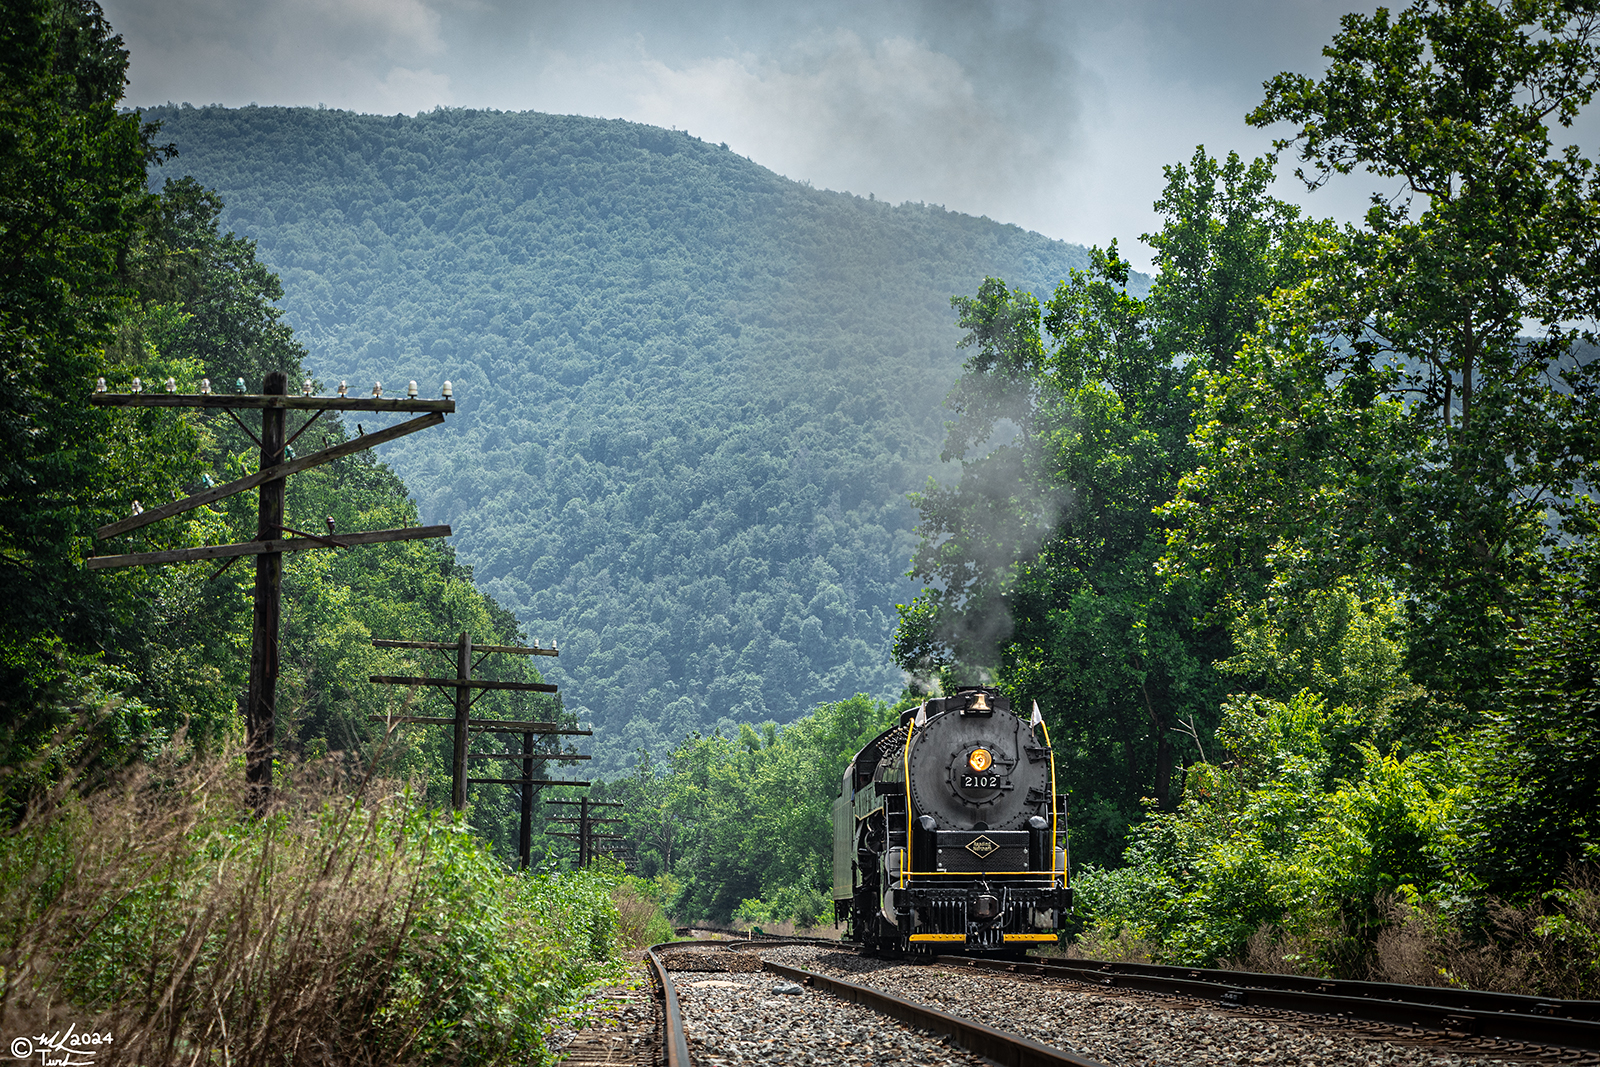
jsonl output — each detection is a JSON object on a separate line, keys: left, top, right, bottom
{"left": 600, "top": 694, "right": 901, "bottom": 923}
{"left": 895, "top": 150, "right": 1319, "bottom": 862}
{"left": 1183, "top": 0, "right": 1600, "bottom": 704}
{"left": 0, "top": 0, "right": 144, "bottom": 658}
{"left": 0, "top": 0, "right": 195, "bottom": 783}
{"left": 1077, "top": 690, "right": 1469, "bottom": 970}
{"left": 135, "top": 102, "right": 1097, "bottom": 773}
{"left": 1460, "top": 512, "right": 1600, "bottom": 896}
{"left": 75, "top": 175, "right": 312, "bottom": 745}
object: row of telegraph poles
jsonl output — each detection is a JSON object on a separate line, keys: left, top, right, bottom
{"left": 368, "top": 632, "right": 593, "bottom": 868}
{"left": 88, "top": 372, "right": 629, "bottom": 871}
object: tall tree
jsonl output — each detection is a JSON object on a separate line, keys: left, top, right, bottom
{"left": 1171, "top": 0, "right": 1600, "bottom": 706}
{"left": 895, "top": 151, "right": 1320, "bottom": 862}
{"left": 0, "top": 0, "right": 170, "bottom": 739}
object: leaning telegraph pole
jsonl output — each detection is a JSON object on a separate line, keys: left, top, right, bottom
{"left": 89, "top": 372, "right": 456, "bottom": 811}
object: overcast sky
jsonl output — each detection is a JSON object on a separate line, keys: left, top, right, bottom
{"left": 101, "top": 0, "right": 1391, "bottom": 269}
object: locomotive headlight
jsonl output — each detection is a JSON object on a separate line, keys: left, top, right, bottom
{"left": 967, "top": 748, "right": 993, "bottom": 773}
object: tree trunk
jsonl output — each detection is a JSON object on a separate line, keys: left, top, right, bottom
{"left": 1140, "top": 681, "right": 1174, "bottom": 809}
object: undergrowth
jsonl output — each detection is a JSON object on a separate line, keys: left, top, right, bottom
{"left": 1068, "top": 866, "right": 1600, "bottom": 998}
{"left": 0, "top": 743, "right": 622, "bottom": 1066}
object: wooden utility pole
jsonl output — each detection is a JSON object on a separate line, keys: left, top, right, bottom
{"left": 521, "top": 730, "right": 536, "bottom": 868}
{"left": 245, "top": 371, "right": 287, "bottom": 804}
{"left": 454, "top": 633, "right": 472, "bottom": 810}
{"left": 369, "top": 633, "right": 591, "bottom": 868}
{"left": 89, "top": 375, "right": 456, "bottom": 811}
{"left": 547, "top": 797, "right": 626, "bottom": 868}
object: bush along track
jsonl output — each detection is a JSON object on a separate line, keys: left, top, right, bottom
{"left": 0, "top": 746, "right": 629, "bottom": 1067}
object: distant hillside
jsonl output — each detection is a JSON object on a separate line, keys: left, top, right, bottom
{"left": 143, "top": 105, "right": 1106, "bottom": 773}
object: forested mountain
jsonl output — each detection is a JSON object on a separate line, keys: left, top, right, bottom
{"left": 139, "top": 104, "right": 1099, "bottom": 771}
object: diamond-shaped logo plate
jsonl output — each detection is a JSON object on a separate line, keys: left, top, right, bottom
{"left": 965, "top": 834, "right": 999, "bottom": 858}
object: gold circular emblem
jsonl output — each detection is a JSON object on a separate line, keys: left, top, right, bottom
{"left": 967, "top": 748, "right": 993, "bottom": 772}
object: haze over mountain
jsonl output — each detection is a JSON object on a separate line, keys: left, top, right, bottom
{"left": 144, "top": 104, "right": 1105, "bottom": 771}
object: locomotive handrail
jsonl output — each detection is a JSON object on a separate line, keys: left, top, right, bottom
{"left": 902, "top": 714, "right": 915, "bottom": 887}
{"left": 1041, "top": 715, "right": 1061, "bottom": 884}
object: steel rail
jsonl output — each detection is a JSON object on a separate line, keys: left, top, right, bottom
{"left": 646, "top": 943, "right": 692, "bottom": 1067}
{"left": 762, "top": 958, "right": 1111, "bottom": 1067}
{"left": 940, "top": 955, "right": 1600, "bottom": 1050}
{"left": 1024, "top": 956, "right": 1600, "bottom": 1019}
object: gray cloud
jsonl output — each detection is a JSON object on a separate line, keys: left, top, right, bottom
{"left": 105, "top": 0, "right": 452, "bottom": 111}
{"left": 103, "top": 0, "right": 1388, "bottom": 263}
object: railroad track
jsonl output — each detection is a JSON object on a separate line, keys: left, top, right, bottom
{"left": 646, "top": 944, "right": 691, "bottom": 1067}
{"left": 938, "top": 954, "right": 1600, "bottom": 1053}
{"left": 643, "top": 936, "right": 1600, "bottom": 1065}
{"left": 647, "top": 937, "right": 1109, "bottom": 1066}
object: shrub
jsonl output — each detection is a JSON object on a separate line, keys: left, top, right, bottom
{"left": 1372, "top": 865, "right": 1600, "bottom": 997}
{"left": 1070, "top": 691, "right": 1470, "bottom": 972}
{"left": 0, "top": 745, "right": 618, "bottom": 1066}
{"left": 733, "top": 884, "right": 830, "bottom": 930}
{"left": 609, "top": 872, "right": 675, "bottom": 948}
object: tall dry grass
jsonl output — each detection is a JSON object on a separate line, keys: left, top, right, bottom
{"left": 608, "top": 876, "right": 674, "bottom": 950}
{"left": 1370, "top": 868, "right": 1600, "bottom": 997}
{"left": 1210, "top": 868, "right": 1600, "bottom": 998}
{"left": 0, "top": 744, "right": 618, "bottom": 1066}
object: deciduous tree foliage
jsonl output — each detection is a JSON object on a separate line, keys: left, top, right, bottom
{"left": 1170, "top": 0, "right": 1600, "bottom": 705}
{"left": 0, "top": 4, "right": 569, "bottom": 857}
{"left": 894, "top": 150, "right": 1318, "bottom": 865}
{"left": 98, "top": 177, "right": 577, "bottom": 854}
{"left": 1068, "top": 0, "right": 1600, "bottom": 972}
{"left": 1461, "top": 516, "right": 1600, "bottom": 896}
{"left": 136, "top": 104, "right": 1096, "bottom": 772}
{"left": 0, "top": 0, "right": 181, "bottom": 778}
{"left": 594, "top": 694, "right": 903, "bottom": 923}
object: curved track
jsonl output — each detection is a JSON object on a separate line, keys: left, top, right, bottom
{"left": 649, "top": 937, "right": 1108, "bottom": 1066}
{"left": 938, "top": 954, "right": 1600, "bottom": 1051}
{"left": 645, "top": 942, "right": 693, "bottom": 1067}
{"left": 648, "top": 935, "right": 1600, "bottom": 1063}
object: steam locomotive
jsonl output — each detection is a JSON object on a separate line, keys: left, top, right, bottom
{"left": 832, "top": 686, "right": 1068, "bottom": 953}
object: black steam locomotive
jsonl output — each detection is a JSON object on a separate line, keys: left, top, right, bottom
{"left": 832, "top": 686, "right": 1068, "bottom": 953}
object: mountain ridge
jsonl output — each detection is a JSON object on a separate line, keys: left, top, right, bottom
{"left": 139, "top": 104, "right": 1116, "bottom": 771}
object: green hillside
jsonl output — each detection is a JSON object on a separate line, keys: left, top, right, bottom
{"left": 140, "top": 104, "right": 1101, "bottom": 772}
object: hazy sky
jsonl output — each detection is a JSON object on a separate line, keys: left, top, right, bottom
{"left": 102, "top": 0, "right": 1386, "bottom": 268}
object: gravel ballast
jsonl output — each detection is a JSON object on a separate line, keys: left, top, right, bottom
{"left": 760, "top": 944, "right": 1537, "bottom": 1067}
{"left": 675, "top": 969, "right": 993, "bottom": 1067}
